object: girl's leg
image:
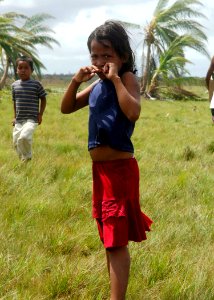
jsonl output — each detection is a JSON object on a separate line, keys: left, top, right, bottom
{"left": 106, "top": 246, "right": 130, "bottom": 300}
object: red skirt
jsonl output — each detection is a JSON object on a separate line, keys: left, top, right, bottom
{"left": 92, "top": 158, "right": 153, "bottom": 248}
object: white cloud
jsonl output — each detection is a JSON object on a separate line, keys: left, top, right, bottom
{"left": 1, "top": 0, "right": 34, "bottom": 7}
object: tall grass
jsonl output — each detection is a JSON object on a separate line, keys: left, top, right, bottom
{"left": 0, "top": 85, "right": 213, "bottom": 299}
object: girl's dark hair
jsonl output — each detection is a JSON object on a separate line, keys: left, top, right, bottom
{"left": 87, "top": 20, "right": 137, "bottom": 74}
{"left": 16, "top": 56, "right": 34, "bottom": 71}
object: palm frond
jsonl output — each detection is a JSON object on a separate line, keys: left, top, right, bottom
{"left": 22, "top": 13, "right": 55, "bottom": 30}
{"left": 154, "top": 0, "right": 169, "bottom": 16}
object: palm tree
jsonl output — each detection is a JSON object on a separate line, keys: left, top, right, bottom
{"left": 147, "top": 34, "right": 208, "bottom": 95}
{"left": 0, "top": 14, "right": 36, "bottom": 88}
{"left": 26, "top": 13, "right": 60, "bottom": 77}
{"left": 141, "top": 0, "right": 209, "bottom": 95}
{"left": 4, "top": 12, "right": 59, "bottom": 78}
{"left": 0, "top": 11, "right": 59, "bottom": 88}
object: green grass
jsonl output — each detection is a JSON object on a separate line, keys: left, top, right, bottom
{"left": 0, "top": 86, "right": 214, "bottom": 299}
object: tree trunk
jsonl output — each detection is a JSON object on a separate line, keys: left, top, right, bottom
{"left": 0, "top": 59, "right": 10, "bottom": 90}
{"left": 147, "top": 71, "right": 158, "bottom": 96}
{"left": 141, "top": 42, "right": 151, "bottom": 94}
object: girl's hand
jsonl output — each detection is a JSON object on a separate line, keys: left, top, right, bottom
{"left": 73, "top": 65, "right": 101, "bottom": 83}
{"left": 102, "top": 63, "right": 119, "bottom": 80}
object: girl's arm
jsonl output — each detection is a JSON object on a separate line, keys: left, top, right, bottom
{"left": 61, "top": 78, "right": 90, "bottom": 113}
{"left": 103, "top": 63, "right": 141, "bottom": 122}
{"left": 206, "top": 56, "right": 214, "bottom": 89}
{"left": 112, "top": 72, "right": 141, "bottom": 122}
{"left": 61, "top": 66, "right": 99, "bottom": 114}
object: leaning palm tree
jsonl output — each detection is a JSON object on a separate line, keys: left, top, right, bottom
{"left": 3, "top": 12, "right": 60, "bottom": 80}
{"left": 147, "top": 34, "right": 208, "bottom": 96}
{"left": 0, "top": 11, "right": 60, "bottom": 89}
{"left": 0, "top": 14, "right": 37, "bottom": 89}
{"left": 141, "top": 0, "right": 209, "bottom": 95}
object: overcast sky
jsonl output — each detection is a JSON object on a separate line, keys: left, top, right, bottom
{"left": 1, "top": 0, "right": 214, "bottom": 76}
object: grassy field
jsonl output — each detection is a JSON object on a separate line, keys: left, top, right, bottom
{"left": 0, "top": 84, "right": 214, "bottom": 300}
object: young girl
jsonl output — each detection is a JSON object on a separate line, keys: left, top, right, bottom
{"left": 61, "top": 20, "right": 153, "bottom": 299}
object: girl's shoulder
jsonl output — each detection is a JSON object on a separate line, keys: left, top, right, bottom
{"left": 121, "top": 71, "right": 137, "bottom": 79}
{"left": 121, "top": 71, "right": 139, "bottom": 85}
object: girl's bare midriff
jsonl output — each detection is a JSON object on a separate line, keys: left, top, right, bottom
{"left": 89, "top": 145, "right": 133, "bottom": 161}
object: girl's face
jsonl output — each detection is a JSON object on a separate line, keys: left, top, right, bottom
{"left": 17, "top": 61, "right": 32, "bottom": 81}
{"left": 90, "top": 39, "right": 124, "bottom": 79}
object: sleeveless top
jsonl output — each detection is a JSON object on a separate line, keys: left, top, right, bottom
{"left": 88, "top": 79, "right": 135, "bottom": 153}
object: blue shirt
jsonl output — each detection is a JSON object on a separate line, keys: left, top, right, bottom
{"left": 88, "top": 79, "right": 135, "bottom": 153}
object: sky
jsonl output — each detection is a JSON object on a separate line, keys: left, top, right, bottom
{"left": 1, "top": 0, "right": 214, "bottom": 77}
